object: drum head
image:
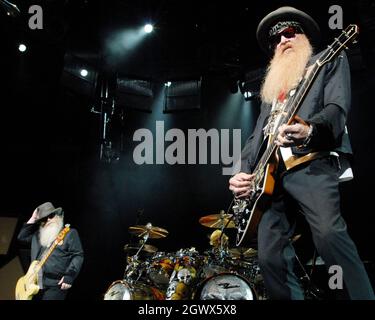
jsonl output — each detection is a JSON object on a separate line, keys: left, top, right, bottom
{"left": 195, "top": 273, "right": 256, "bottom": 300}
{"left": 104, "top": 280, "right": 131, "bottom": 300}
{"left": 104, "top": 280, "right": 165, "bottom": 300}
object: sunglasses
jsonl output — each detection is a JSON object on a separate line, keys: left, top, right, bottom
{"left": 269, "top": 26, "right": 304, "bottom": 49}
{"left": 39, "top": 212, "right": 57, "bottom": 224}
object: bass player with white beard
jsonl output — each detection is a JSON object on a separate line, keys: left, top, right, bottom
{"left": 17, "top": 202, "right": 84, "bottom": 300}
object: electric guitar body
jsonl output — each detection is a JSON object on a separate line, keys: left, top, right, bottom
{"left": 233, "top": 148, "right": 278, "bottom": 245}
{"left": 15, "top": 260, "right": 41, "bottom": 300}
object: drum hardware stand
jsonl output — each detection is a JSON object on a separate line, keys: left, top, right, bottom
{"left": 124, "top": 258, "right": 142, "bottom": 283}
{"left": 129, "top": 222, "right": 153, "bottom": 259}
{"left": 294, "top": 250, "right": 323, "bottom": 300}
{"left": 124, "top": 230, "right": 151, "bottom": 282}
{"left": 134, "top": 233, "right": 150, "bottom": 258}
{"left": 218, "top": 213, "right": 232, "bottom": 258}
{"left": 309, "top": 248, "right": 318, "bottom": 277}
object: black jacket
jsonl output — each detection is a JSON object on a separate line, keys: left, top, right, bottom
{"left": 241, "top": 50, "right": 352, "bottom": 173}
{"left": 17, "top": 223, "right": 84, "bottom": 287}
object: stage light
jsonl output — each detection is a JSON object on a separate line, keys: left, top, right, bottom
{"left": 244, "top": 91, "right": 252, "bottom": 99}
{"left": 80, "top": 69, "right": 88, "bottom": 77}
{"left": 18, "top": 44, "right": 27, "bottom": 52}
{"left": 61, "top": 53, "right": 98, "bottom": 98}
{"left": 1, "top": 0, "right": 20, "bottom": 17}
{"left": 144, "top": 24, "right": 153, "bottom": 33}
{"left": 164, "top": 81, "right": 172, "bottom": 87}
{"left": 239, "top": 81, "right": 257, "bottom": 101}
{"left": 238, "top": 68, "right": 264, "bottom": 101}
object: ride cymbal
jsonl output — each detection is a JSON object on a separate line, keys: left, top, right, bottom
{"left": 128, "top": 223, "right": 169, "bottom": 239}
{"left": 199, "top": 212, "right": 235, "bottom": 229}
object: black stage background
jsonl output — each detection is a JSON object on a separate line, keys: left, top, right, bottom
{"left": 0, "top": 0, "right": 374, "bottom": 301}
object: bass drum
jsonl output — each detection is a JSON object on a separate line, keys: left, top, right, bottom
{"left": 194, "top": 273, "right": 257, "bottom": 300}
{"left": 103, "top": 280, "right": 165, "bottom": 300}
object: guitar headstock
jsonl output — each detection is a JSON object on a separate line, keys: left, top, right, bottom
{"left": 56, "top": 224, "right": 70, "bottom": 243}
{"left": 317, "top": 24, "right": 359, "bottom": 66}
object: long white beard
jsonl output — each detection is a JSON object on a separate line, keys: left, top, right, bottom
{"left": 260, "top": 35, "right": 313, "bottom": 104}
{"left": 39, "top": 217, "right": 64, "bottom": 247}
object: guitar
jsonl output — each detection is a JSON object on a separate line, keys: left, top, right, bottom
{"left": 15, "top": 224, "right": 70, "bottom": 300}
{"left": 232, "top": 25, "right": 359, "bottom": 246}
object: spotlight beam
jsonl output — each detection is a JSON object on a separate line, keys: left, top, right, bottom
{"left": 1, "top": 0, "right": 20, "bottom": 17}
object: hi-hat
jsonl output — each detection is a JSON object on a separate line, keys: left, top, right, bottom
{"left": 199, "top": 211, "right": 235, "bottom": 229}
{"left": 228, "top": 247, "right": 258, "bottom": 259}
{"left": 128, "top": 223, "right": 169, "bottom": 239}
{"left": 123, "top": 243, "right": 158, "bottom": 254}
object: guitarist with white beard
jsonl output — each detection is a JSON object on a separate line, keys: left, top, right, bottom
{"left": 229, "top": 7, "right": 374, "bottom": 300}
{"left": 17, "top": 202, "right": 84, "bottom": 300}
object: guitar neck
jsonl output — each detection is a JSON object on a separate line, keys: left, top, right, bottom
{"left": 32, "top": 225, "right": 70, "bottom": 275}
{"left": 254, "top": 61, "right": 322, "bottom": 178}
{"left": 38, "top": 241, "right": 59, "bottom": 269}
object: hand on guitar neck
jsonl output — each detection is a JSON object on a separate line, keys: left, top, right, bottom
{"left": 275, "top": 116, "right": 312, "bottom": 148}
{"left": 229, "top": 172, "right": 256, "bottom": 199}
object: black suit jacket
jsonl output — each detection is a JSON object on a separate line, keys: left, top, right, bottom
{"left": 241, "top": 50, "right": 352, "bottom": 173}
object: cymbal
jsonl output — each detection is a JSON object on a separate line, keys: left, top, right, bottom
{"left": 228, "top": 247, "right": 258, "bottom": 259}
{"left": 123, "top": 243, "right": 158, "bottom": 254}
{"left": 128, "top": 223, "right": 169, "bottom": 239}
{"left": 291, "top": 234, "right": 302, "bottom": 243}
{"left": 199, "top": 213, "right": 235, "bottom": 229}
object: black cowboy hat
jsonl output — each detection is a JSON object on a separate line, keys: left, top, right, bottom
{"left": 256, "top": 6, "right": 321, "bottom": 55}
{"left": 34, "top": 202, "right": 63, "bottom": 223}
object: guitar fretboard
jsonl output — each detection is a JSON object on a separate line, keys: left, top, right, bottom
{"left": 31, "top": 225, "right": 70, "bottom": 277}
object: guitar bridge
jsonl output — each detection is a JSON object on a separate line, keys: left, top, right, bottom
{"left": 232, "top": 198, "right": 249, "bottom": 227}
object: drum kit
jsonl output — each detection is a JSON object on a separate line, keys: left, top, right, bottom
{"left": 103, "top": 212, "right": 268, "bottom": 300}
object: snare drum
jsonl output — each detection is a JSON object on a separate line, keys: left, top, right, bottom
{"left": 194, "top": 273, "right": 257, "bottom": 300}
{"left": 103, "top": 280, "right": 165, "bottom": 300}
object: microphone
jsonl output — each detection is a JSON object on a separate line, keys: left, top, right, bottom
{"left": 1, "top": 0, "right": 20, "bottom": 17}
